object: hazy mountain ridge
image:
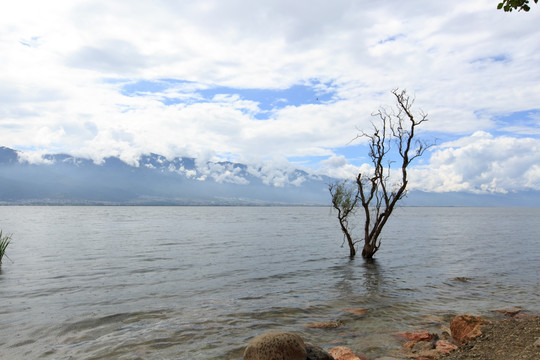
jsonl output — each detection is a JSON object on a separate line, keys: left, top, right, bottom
{"left": 0, "top": 147, "right": 332, "bottom": 205}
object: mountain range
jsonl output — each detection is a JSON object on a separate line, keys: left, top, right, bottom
{"left": 1, "top": 146, "right": 538, "bottom": 206}
{"left": 0, "top": 147, "right": 332, "bottom": 205}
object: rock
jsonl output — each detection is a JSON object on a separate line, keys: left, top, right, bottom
{"left": 534, "top": 337, "right": 540, "bottom": 348}
{"left": 450, "top": 314, "right": 489, "bottom": 345}
{"left": 440, "top": 326, "right": 451, "bottom": 341}
{"left": 435, "top": 339, "right": 458, "bottom": 354}
{"left": 243, "top": 332, "right": 307, "bottom": 360}
{"left": 412, "top": 340, "right": 435, "bottom": 353}
{"left": 342, "top": 308, "right": 371, "bottom": 316}
{"left": 328, "top": 346, "right": 369, "bottom": 360}
{"left": 514, "top": 312, "right": 535, "bottom": 320}
{"left": 393, "top": 329, "right": 436, "bottom": 342}
{"left": 305, "top": 321, "right": 343, "bottom": 329}
{"left": 374, "top": 358, "right": 401, "bottom": 360}
{"left": 306, "top": 343, "right": 335, "bottom": 360}
{"left": 402, "top": 340, "right": 416, "bottom": 351}
{"left": 489, "top": 307, "right": 522, "bottom": 317}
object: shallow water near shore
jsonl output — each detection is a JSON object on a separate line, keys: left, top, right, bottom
{"left": 1, "top": 206, "right": 539, "bottom": 359}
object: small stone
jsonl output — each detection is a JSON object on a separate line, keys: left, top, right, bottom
{"left": 243, "top": 332, "right": 307, "bottom": 360}
{"left": 328, "top": 346, "right": 368, "bottom": 360}
{"left": 489, "top": 307, "right": 522, "bottom": 317}
{"left": 534, "top": 337, "right": 540, "bottom": 348}
{"left": 305, "top": 321, "right": 343, "bottom": 329}
{"left": 402, "top": 340, "right": 416, "bottom": 351}
{"left": 514, "top": 312, "right": 535, "bottom": 320}
{"left": 435, "top": 340, "right": 458, "bottom": 354}
{"left": 393, "top": 329, "right": 436, "bottom": 342}
{"left": 306, "top": 343, "right": 335, "bottom": 360}
{"left": 342, "top": 308, "right": 371, "bottom": 317}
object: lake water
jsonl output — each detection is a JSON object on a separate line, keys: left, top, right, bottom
{"left": 0, "top": 206, "right": 538, "bottom": 359}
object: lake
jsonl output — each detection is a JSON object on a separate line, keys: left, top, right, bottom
{"left": 0, "top": 206, "right": 538, "bottom": 359}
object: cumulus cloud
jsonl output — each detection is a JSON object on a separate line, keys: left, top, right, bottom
{"left": 0, "top": 0, "right": 539, "bottom": 196}
{"left": 410, "top": 132, "right": 540, "bottom": 193}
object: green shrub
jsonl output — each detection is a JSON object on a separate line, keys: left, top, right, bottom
{"left": 0, "top": 230, "right": 11, "bottom": 265}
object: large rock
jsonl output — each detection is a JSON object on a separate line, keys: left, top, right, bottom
{"left": 450, "top": 314, "right": 489, "bottom": 345}
{"left": 306, "top": 343, "right": 335, "bottom": 360}
{"left": 244, "top": 332, "right": 307, "bottom": 360}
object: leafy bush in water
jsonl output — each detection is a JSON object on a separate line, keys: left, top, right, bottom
{"left": 0, "top": 230, "right": 11, "bottom": 265}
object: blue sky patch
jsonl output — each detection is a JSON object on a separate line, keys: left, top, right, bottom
{"left": 200, "top": 81, "right": 336, "bottom": 110}
{"left": 120, "top": 78, "right": 194, "bottom": 96}
{"left": 491, "top": 109, "right": 540, "bottom": 137}
{"left": 118, "top": 78, "right": 337, "bottom": 118}
{"left": 471, "top": 54, "right": 510, "bottom": 64}
{"left": 378, "top": 34, "right": 405, "bottom": 44}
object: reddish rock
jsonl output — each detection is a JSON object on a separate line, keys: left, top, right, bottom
{"left": 328, "top": 346, "right": 369, "bottom": 360}
{"left": 435, "top": 339, "right": 458, "bottom": 354}
{"left": 393, "top": 329, "right": 436, "bottom": 342}
{"left": 514, "top": 312, "right": 535, "bottom": 320}
{"left": 450, "top": 314, "right": 489, "bottom": 345}
{"left": 489, "top": 307, "right": 522, "bottom": 317}
{"left": 243, "top": 332, "right": 306, "bottom": 360}
{"left": 342, "top": 308, "right": 371, "bottom": 316}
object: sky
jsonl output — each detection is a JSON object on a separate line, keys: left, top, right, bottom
{"left": 1, "top": 0, "right": 539, "bottom": 195}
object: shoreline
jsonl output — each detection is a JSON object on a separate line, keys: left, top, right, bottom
{"left": 244, "top": 309, "right": 540, "bottom": 360}
{"left": 438, "top": 314, "right": 539, "bottom": 360}
{"left": 340, "top": 310, "right": 540, "bottom": 360}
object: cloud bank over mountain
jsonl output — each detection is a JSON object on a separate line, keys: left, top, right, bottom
{"left": 2, "top": 146, "right": 539, "bottom": 206}
{"left": 0, "top": 147, "right": 332, "bottom": 205}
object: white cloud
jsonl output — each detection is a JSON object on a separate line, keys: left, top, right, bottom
{"left": 1, "top": 0, "right": 539, "bottom": 196}
{"left": 197, "top": 162, "right": 250, "bottom": 185}
{"left": 410, "top": 132, "right": 540, "bottom": 193}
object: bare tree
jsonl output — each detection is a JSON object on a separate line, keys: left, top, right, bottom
{"left": 330, "top": 89, "right": 430, "bottom": 259}
{"left": 329, "top": 180, "right": 359, "bottom": 258}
